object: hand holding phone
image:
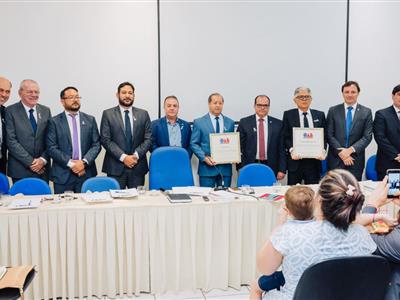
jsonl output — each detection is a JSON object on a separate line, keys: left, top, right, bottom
{"left": 387, "top": 169, "right": 400, "bottom": 198}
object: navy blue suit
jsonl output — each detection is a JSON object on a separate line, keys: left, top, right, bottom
{"left": 151, "top": 117, "right": 192, "bottom": 156}
{"left": 47, "top": 111, "right": 101, "bottom": 193}
{"left": 190, "top": 113, "right": 235, "bottom": 187}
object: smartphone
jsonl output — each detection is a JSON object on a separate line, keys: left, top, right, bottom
{"left": 387, "top": 169, "right": 400, "bottom": 198}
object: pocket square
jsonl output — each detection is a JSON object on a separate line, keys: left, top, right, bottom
{"left": 313, "top": 119, "right": 319, "bottom": 122}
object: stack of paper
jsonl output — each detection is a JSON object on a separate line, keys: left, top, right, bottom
{"left": 81, "top": 192, "right": 113, "bottom": 204}
{"left": 110, "top": 188, "right": 138, "bottom": 198}
{"left": 171, "top": 186, "right": 212, "bottom": 196}
{"left": 8, "top": 198, "right": 41, "bottom": 209}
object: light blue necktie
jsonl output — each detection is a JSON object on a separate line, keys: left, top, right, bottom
{"left": 345, "top": 106, "right": 353, "bottom": 147}
{"left": 215, "top": 116, "right": 220, "bottom": 133}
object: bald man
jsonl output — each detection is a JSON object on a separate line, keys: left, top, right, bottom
{"left": 0, "top": 77, "right": 12, "bottom": 174}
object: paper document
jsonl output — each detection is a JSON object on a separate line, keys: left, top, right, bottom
{"left": 171, "top": 186, "right": 212, "bottom": 196}
{"left": 81, "top": 192, "right": 113, "bottom": 204}
{"left": 8, "top": 198, "right": 41, "bottom": 209}
{"left": 110, "top": 188, "right": 138, "bottom": 198}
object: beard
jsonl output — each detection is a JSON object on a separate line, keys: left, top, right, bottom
{"left": 67, "top": 103, "right": 81, "bottom": 112}
{"left": 119, "top": 97, "right": 134, "bottom": 107}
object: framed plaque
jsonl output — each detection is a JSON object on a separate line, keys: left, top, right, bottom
{"left": 292, "top": 128, "right": 325, "bottom": 159}
{"left": 210, "top": 132, "right": 241, "bottom": 164}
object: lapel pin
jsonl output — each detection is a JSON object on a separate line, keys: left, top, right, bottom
{"left": 38, "top": 113, "right": 41, "bottom": 119}
{"left": 253, "top": 128, "right": 257, "bottom": 132}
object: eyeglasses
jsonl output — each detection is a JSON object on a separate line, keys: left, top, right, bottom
{"left": 63, "top": 96, "right": 82, "bottom": 100}
{"left": 25, "top": 90, "right": 40, "bottom": 95}
{"left": 296, "top": 95, "right": 311, "bottom": 100}
{"left": 256, "top": 104, "right": 270, "bottom": 108}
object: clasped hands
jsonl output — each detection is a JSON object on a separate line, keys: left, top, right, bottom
{"left": 338, "top": 148, "right": 355, "bottom": 166}
{"left": 30, "top": 158, "right": 46, "bottom": 174}
{"left": 70, "top": 160, "right": 86, "bottom": 176}
{"left": 123, "top": 155, "right": 138, "bottom": 168}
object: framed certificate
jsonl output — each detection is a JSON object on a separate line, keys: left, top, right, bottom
{"left": 210, "top": 132, "right": 241, "bottom": 164}
{"left": 292, "top": 128, "right": 325, "bottom": 159}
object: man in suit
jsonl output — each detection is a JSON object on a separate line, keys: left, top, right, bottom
{"left": 151, "top": 95, "right": 192, "bottom": 156}
{"left": 5, "top": 79, "right": 51, "bottom": 183}
{"left": 326, "top": 81, "right": 373, "bottom": 180}
{"left": 47, "top": 87, "right": 101, "bottom": 193}
{"left": 237, "top": 95, "right": 286, "bottom": 180}
{"left": 373, "top": 84, "right": 400, "bottom": 180}
{"left": 0, "top": 77, "right": 12, "bottom": 174}
{"left": 190, "top": 93, "right": 235, "bottom": 187}
{"left": 100, "top": 82, "right": 152, "bottom": 188}
{"left": 282, "top": 87, "right": 326, "bottom": 184}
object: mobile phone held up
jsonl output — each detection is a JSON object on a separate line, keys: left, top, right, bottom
{"left": 387, "top": 169, "right": 400, "bottom": 198}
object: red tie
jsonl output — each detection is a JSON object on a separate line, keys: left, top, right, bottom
{"left": 258, "top": 118, "right": 266, "bottom": 160}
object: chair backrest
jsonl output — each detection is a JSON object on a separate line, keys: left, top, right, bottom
{"left": 149, "top": 147, "right": 194, "bottom": 190}
{"left": 9, "top": 178, "right": 51, "bottom": 196}
{"left": 237, "top": 163, "right": 276, "bottom": 187}
{"left": 81, "top": 176, "right": 120, "bottom": 193}
{"left": 366, "top": 155, "right": 378, "bottom": 181}
{"left": 293, "top": 255, "right": 390, "bottom": 300}
{"left": 0, "top": 172, "right": 10, "bottom": 194}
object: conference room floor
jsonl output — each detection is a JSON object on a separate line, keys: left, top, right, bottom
{"left": 103, "top": 286, "right": 250, "bottom": 299}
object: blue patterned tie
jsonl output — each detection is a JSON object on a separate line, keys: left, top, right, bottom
{"left": 215, "top": 116, "right": 220, "bottom": 133}
{"left": 345, "top": 106, "right": 353, "bottom": 147}
{"left": 124, "top": 110, "right": 133, "bottom": 154}
{"left": 29, "top": 108, "right": 37, "bottom": 134}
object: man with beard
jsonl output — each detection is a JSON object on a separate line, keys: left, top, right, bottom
{"left": 47, "top": 87, "right": 101, "bottom": 193}
{"left": 0, "top": 77, "right": 12, "bottom": 174}
{"left": 6, "top": 79, "right": 51, "bottom": 183}
{"left": 100, "top": 82, "right": 152, "bottom": 188}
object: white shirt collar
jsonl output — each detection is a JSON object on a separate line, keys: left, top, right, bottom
{"left": 21, "top": 102, "right": 36, "bottom": 113}
{"left": 393, "top": 105, "right": 400, "bottom": 113}
{"left": 256, "top": 114, "right": 267, "bottom": 122}
{"left": 209, "top": 112, "right": 222, "bottom": 119}
{"left": 344, "top": 102, "right": 357, "bottom": 111}
{"left": 298, "top": 109, "right": 311, "bottom": 116}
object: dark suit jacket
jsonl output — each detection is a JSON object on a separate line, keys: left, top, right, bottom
{"left": 282, "top": 108, "right": 326, "bottom": 173}
{"left": 0, "top": 105, "right": 7, "bottom": 174}
{"left": 373, "top": 106, "right": 400, "bottom": 174}
{"left": 151, "top": 117, "right": 192, "bottom": 156}
{"left": 100, "top": 105, "right": 152, "bottom": 177}
{"left": 236, "top": 114, "right": 286, "bottom": 175}
{"left": 47, "top": 111, "right": 101, "bottom": 185}
{"left": 190, "top": 113, "right": 235, "bottom": 177}
{"left": 326, "top": 103, "right": 373, "bottom": 174}
{"left": 5, "top": 101, "right": 51, "bottom": 180}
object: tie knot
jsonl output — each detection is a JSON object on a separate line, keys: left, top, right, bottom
{"left": 125, "top": 110, "right": 130, "bottom": 114}
{"left": 347, "top": 106, "right": 353, "bottom": 111}
{"left": 215, "top": 116, "right": 219, "bottom": 121}
{"left": 29, "top": 108, "right": 34, "bottom": 113}
{"left": 258, "top": 118, "right": 264, "bottom": 122}
{"left": 302, "top": 112, "right": 308, "bottom": 117}
{"left": 69, "top": 113, "right": 77, "bottom": 118}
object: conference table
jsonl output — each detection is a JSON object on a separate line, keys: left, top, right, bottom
{"left": 0, "top": 188, "right": 283, "bottom": 299}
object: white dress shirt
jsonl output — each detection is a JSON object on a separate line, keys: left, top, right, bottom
{"left": 298, "top": 109, "right": 314, "bottom": 128}
{"left": 209, "top": 112, "right": 224, "bottom": 133}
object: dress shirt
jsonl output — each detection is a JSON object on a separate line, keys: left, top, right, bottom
{"left": 393, "top": 105, "right": 400, "bottom": 119}
{"left": 209, "top": 113, "right": 224, "bottom": 133}
{"left": 298, "top": 109, "right": 314, "bottom": 128}
{"left": 256, "top": 115, "right": 268, "bottom": 160}
{"left": 167, "top": 119, "right": 182, "bottom": 147}
{"left": 118, "top": 105, "right": 139, "bottom": 161}
{"left": 21, "top": 102, "right": 47, "bottom": 165}
{"left": 344, "top": 102, "right": 357, "bottom": 120}
{"left": 65, "top": 111, "right": 86, "bottom": 168}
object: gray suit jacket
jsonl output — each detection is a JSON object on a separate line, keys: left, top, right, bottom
{"left": 100, "top": 105, "right": 152, "bottom": 176}
{"left": 5, "top": 101, "right": 51, "bottom": 180}
{"left": 326, "top": 103, "right": 373, "bottom": 175}
{"left": 47, "top": 111, "right": 101, "bottom": 184}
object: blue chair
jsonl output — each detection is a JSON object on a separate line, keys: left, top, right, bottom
{"left": 149, "top": 147, "right": 194, "bottom": 190}
{"left": 366, "top": 155, "right": 378, "bottom": 181}
{"left": 9, "top": 178, "right": 51, "bottom": 196}
{"left": 81, "top": 176, "right": 120, "bottom": 193}
{"left": 0, "top": 172, "right": 10, "bottom": 194}
{"left": 237, "top": 163, "right": 276, "bottom": 187}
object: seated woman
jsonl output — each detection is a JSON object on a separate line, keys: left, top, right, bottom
{"left": 254, "top": 169, "right": 377, "bottom": 299}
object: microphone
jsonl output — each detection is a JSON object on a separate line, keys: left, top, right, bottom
{"left": 213, "top": 165, "right": 227, "bottom": 191}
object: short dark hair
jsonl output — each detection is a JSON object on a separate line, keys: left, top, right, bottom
{"left": 285, "top": 186, "right": 315, "bottom": 220}
{"left": 164, "top": 95, "right": 179, "bottom": 105}
{"left": 318, "top": 169, "right": 364, "bottom": 231}
{"left": 117, "top": 82, "right": 135, "bottom": 94}
{"left": 341, "top": 81, "right": 360, "bottom": 92}
{"left": 208, "top": 93, "right": 224, "bottom": 103}
{"left": 60, "top": 86, "right": 78, "bottom": 99}
{"left": 254, "top": 95, "right": 271, "bottom": 105}
{"left": 392, "top": 84, "right": 400, "bottom": 95}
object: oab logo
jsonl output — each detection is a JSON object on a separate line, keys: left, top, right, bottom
{"left": 303, "top": 132, "right": 314, "bottom": 139}
{"left": 219, "top": 137, "right": 230, "bottom": 144}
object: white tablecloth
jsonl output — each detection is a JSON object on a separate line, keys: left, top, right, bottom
{"left": 0, "top": 191, "right": 281, "bottom": 299}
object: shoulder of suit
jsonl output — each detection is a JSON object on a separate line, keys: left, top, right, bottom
{"left": 284, "top": 108, "right": 298, "bottom": 115}
{"left": 79, "top": 111, "right": 95, "bottom": 120}
{"left": 238, "top": 114, "right": 255, "bottom": 123}
{"left": 310, "top": 109, "right": 325, "bottom": 116}
{"left": 222, "top": 115, "right": 234, "bottom": 123}
{"left": 132, "top": 107, "right": 149, "bottom": 114}
{"left": 267, "top": 115, "right": 282, "bottom": 123}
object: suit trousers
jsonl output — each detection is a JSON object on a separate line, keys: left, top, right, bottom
{"left": 288, "top": 159, "right": 321, "bottom": 185}
{"left": 199, "top": 175, "right": 231, "bottom": 188}
{"left": 112, "top": 168, "right": 145, "bottom": 189}
{"left": 54, "top": 173, "right": 88, "bottom": 194}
